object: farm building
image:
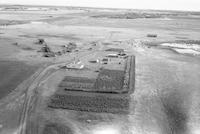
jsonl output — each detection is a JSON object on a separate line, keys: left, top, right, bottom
{"left": 66, "top": 60, "right": 84, "bottom": 69}
{"left": 102, "top": 58, "right": 108, "bottom": 62}
{"left": 102, "top": 58, "right": 108, "bottom": 64}
{"left": 89, "top": 59, "right": 99, "bottom": 63}
{"left": 107, "top": 53, "right": 118, "bottom": 58}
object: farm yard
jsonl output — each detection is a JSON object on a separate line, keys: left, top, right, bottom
{"left": 48, "top": 55, "right": 134, "bottom": 114}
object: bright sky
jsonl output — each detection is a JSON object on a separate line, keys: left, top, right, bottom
{"left": 0, "top": 0, "right": 200, "bottom": 11}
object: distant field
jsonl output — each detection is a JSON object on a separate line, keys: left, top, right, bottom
{"left": 0, "top": 19, "right": 28, "bottom": 26}
{"left": 91, "top": 12, "right": 163, "bottom": 19}
{"left": 0, "top": 60, "right": 38, "bottom": 99}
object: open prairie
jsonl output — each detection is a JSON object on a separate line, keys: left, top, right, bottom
{"left": 0, "top": 5, "right": 200, "bottom": 134}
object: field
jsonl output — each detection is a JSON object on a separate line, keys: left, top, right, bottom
{"left": 94, "top": 69, "right": 125, "bottom": 93}
{"left": 61, "top": 76, "right": 96, "bottom": 84}
{"left": 91, "top": 12, "right": 163, "bottom": 19}
{"left": 59, "top": 76, "right": 96, "bottom": 91}
{"left": 57, "top": 71, "right": 124, "bottom": 93}
{"left": 48, "top": 93, "right": 130, "bottom": 114}
{"left": 0, "top": 60, "right": 38, "bottom": 99}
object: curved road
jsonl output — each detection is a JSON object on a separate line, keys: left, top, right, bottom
{"left": 18, "top": 44, "right": 101, "bottom": 134}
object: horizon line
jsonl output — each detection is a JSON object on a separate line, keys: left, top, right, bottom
{"left": 0, "top": 3, "right": 200, "bottom": 12}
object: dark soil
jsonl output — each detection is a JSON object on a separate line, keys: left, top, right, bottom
{"left": 0, "top": 60, "right": 38, "bottom": 99}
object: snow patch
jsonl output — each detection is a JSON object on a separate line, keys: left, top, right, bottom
{"left": 174, "top": 48, "right": 200, "bottom": 55}
{"left": 30, "top": 21, "right": 48, "bottom": 25}
{"left": 160, "top": 43, "right": 200, "bottom": 55}
{"left": 161, "top": 43, "right": 200, "bottom": 51}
